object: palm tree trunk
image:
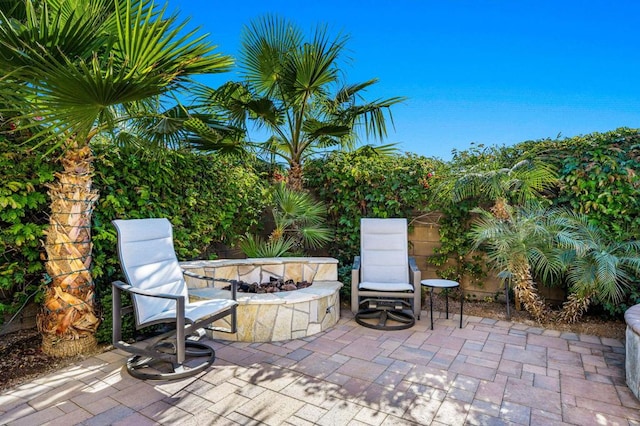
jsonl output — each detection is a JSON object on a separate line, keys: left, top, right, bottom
{"left": 287, "top": 161, "right": 304, "bottom": 191}
{"left": 37, "top": 141, "right": 100, "bottom": 357}
{"left": 512, "top": 264, "right": 549, "bottom": 322}
{"left": 558, "top": 289, "right": 595, "bottom": 324}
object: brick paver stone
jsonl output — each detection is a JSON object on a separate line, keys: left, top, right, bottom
{"left": 235, "top": 389, "right": 305, "bottom": 425}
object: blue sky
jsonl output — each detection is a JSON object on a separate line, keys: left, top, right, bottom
{"left": 170, "top": 0, "right": 640, "bottom": 160}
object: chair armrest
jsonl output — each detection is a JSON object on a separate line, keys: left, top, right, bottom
{"left": 181, "top": 270, "right": 238, "bottom": 301}
{"left": 352, "top": 256, "right": 361, "bottom": 287}
{"left": 112, "top": 280, "right": 184, "bottom": 301}
{"left": 408, "top": 257, "right": 421, "bottom": 285}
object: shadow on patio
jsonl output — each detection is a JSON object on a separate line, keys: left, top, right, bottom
{"left": 0, "top": 308, "right": 638, "bottom": 425}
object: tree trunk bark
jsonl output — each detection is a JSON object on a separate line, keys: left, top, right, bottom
{"left": 558, "top": 289, "right": 595, "bottom": 324}
{"left": 287, "top": 162, "right": 304, "bottom": 191}
{"left": 512, "top": 264, "right": 549, "bottom": 322}
{"left": 38, "top": 141, "right": 100, "bottom": 357}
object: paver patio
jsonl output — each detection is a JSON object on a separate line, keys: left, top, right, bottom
{"left": 1, "top": 308, "right": 638, "bottom": 425}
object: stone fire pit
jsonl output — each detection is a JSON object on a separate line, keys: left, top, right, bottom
{"left": 625, "top": 304, "right": 640, "bottom": 400}
{"left": 181, "top": 257, "right": 342, "bottom": 342}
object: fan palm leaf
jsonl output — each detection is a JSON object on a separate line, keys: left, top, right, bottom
{"left": 0, "top": 0, "right": 232, "bottom": 145}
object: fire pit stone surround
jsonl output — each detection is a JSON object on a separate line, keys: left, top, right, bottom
{"left": 181, "top": 257, "right": 342, "bottom": 342}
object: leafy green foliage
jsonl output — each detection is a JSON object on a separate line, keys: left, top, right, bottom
{"left": 554, "top": 130, "right": 640, "bottom": 241}
{"left": 442, "top": 128, "right": 640, "bottom": 318}
{"left": 239, "top": 183, "right": 332, "bottom": 257}
{"left": 426, "top": 202, "right": 486, "bottom": 284}
{"left": 305, "top": 151, "right": 439, "bottom": 266}
{"left": 3, "top": 122, "right": 640, "bottom": 333}
{"left": 0, "top": 131, "right": 57, "bottom": 326}
{"left": 428, "top": 155, "right": 559, "bottom": 283}
{"left": 238, "top": 233, "right": 296, "bottom": 258}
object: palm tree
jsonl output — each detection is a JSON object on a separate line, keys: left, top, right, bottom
{"left": 436, "top": 158, "right": 558, "bottom": 219}
{"left": 0, "top": 0, "right": 232, "bottom": 356}
{"left": 192, "top": 15, "right": 404, "bottom": 190}
{"left": 431, "top": 158, "right": 559, "bottom": 310}
{"left": 558, "top": 214, "right": 640, "bottom": 323}
{"left": 240, "top": 183, "right": 332, "bottom": 257}
{"left": 469, "top": 205, "right": 573, "bottom": 322}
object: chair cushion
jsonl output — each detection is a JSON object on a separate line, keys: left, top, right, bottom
{"left": 359, "top": 281, "right": 414, "bottom": 292}
{"left": 114, "top": 218, "right": 189, "bottom": 325}
{"left": 143, "top": 298, "right": 238, "bottom": 325}
{"left": 360, "top": 218, "right": 410, "bottom": 284}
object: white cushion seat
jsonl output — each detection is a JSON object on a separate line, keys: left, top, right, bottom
{"left": 359, "top": 282, "right": 414, "bottom": 292}
{"left": 142, "top": 298, "right": 238, "bottom": 325}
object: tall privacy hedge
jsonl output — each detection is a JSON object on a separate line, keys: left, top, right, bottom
{"left": 478, "top": 128, "right": 640, "bottom": 241}
{"left": 0, "top": 134, "right": 58, "bottom": 326}
{"left": 553, "top": 130, "right": 640, "bottom": 241}
{"left": 2, "top": 128, "right": 639, "bottom": 332}
{"left": 428, "top": 128, "right": 640, "bottom": 315}
{"left": 305, "top": 150, "right": 441, "bottom": 270}
{"left": 90, "top": 143, "right": 265, "bottom": 283}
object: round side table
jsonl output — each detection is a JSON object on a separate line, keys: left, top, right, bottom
{"left": 421, "top": 279, "right": 463, "bottom": 330}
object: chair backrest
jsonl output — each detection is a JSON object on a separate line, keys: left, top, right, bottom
{"left": 360, "top": 218, "right": 409, "bottom": 283}
{"left": 113, "top": 218, "right": 188, "bottom": 325}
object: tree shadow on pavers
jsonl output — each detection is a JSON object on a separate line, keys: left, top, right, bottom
{"left": 240, "top": 361, "right": 472, "bottom": 424}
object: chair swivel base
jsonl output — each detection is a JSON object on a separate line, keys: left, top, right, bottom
{"left": 126, "top": 340, "right": 216, "bottom": 380}
{"left": 355, "top": 299, "right": 416, "bottom": 330}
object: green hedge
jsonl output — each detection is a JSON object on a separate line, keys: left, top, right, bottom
{"left": 434, "top": 128, "right": 640, "bottom": 316}
{"left": 0, "top": 135, "right": 57, "bottom": 324}
{"left": 91, "top": 144, "right": 264, "bottom": 277}
{"left": 305, "top": 151, "right": 441, "bottom": 275}
{"left": 552, "top": 130, "right": 640, "bottom": 241}
{"left": 2, "top": 127, "right": 639, "bottom": 332}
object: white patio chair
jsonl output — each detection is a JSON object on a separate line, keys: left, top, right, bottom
{"left": 112, "top": 218, "right": 237, "bottom": 380}
{"left": 351, "top": 218, "right": 421, "bottom": 329}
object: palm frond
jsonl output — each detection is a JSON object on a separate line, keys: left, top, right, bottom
{"left": 334, "top": 79, "right": 379, "bottom": 105}
{"left": 239, "top": 14, "right": 303, "bottom": 96}
{"left": 239, "top": 233, "right": 295, "bottom": 258}
{"left": 0, "top": 0, "right": 232, "bottom": 146}
{"left": 353, "top": 143, "right": 400, "bottom": 156}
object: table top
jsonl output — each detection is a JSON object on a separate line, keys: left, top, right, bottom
{"left": 420, "top": 279, "right": 460, "bottom": 288}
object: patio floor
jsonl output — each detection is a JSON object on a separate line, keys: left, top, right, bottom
{"left": 1, "top": 308, "right": 638, "bottom": 425}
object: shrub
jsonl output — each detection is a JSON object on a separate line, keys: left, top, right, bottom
{"left": 305, "top": 150, "right": 439, "bottom": 265}
{"left": 0, "top": 133, "right": 58, "bottom": 328}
